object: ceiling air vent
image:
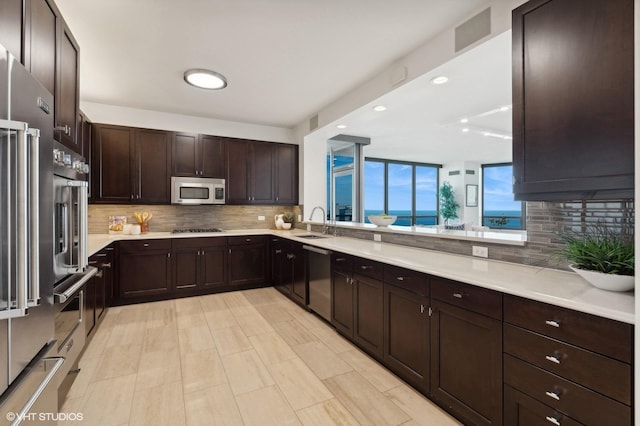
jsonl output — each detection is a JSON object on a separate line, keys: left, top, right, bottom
{"left": 309, "top": 114, "right": 319, "bottom": 131}
{"left": 449, "top": 170, "right": 461, "bottom": 176}
{"left": 455, "top": 8, "right": 491, "bottom": 52}
{"left": 466, "top": 170, "right": 476, "bottom": 175}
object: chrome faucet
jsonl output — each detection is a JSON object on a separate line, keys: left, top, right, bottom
{"left": 309, "top": 206, "right": 328, "bottom": 234}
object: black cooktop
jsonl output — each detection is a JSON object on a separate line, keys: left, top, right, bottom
{"left": 171, "top": 228, "right": 224, "bottom": 233}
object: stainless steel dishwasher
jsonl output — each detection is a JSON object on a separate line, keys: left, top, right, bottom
{"left": 304, "top": 245, "right": 332, "bottom": 321}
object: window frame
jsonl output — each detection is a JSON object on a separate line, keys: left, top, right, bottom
{"left": 481, "top": 162, "right": 526, "bottom": 230}
{"left": 365, "top": 157, "right": 441, "bottom": 226}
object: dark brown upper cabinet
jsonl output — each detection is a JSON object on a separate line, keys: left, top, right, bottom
{"left": 274, "top": 143, "right": 298, "bottom": 204}
{"left": 24, "top": 0, "right": 58, "bottom": 96}
{"left": 55, "top": 18, "right": 80, "bottom": 151}
{"left": 512, "top": 0, "right": 634, "bottom": 201}
{"left": 0, "top": 0, "right": 24, "bottom": 61}
{"left": 172, "top": 133, "right": 225, "bottom": 178}
{"left": 91, "top": 124, "right": 171, "bottom": 204}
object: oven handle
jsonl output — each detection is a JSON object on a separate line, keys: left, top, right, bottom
{"left": 67, "top": 180, "right": 89, "bottom": 270}
{"left": 54, "top": 266, "right": 97, "bottom": 304}
{"left": 27, "top": 128, "right": 40, "bottom": 307}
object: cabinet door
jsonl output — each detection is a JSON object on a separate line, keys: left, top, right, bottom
{"left": 383, "top": 284, "right": 429, "bottom": 394}
{"left": 353, "top": 273, "right": 383, "bottom": 360}
{"left": 56, "top": 20, "right": 79, "bottom": 150}
{"left": 430, "top": 300, "right": 502, "bottom": 426}
{"left": 331, "top": 268, "right": 353, "bottom": 338}
{"left": 228, "top": 238, "right": 267, "bottom": 287}
{"left": 91, "top": 124, "right": 133, "bottom": 203}
{"left": 226, "top": 139, "right": 250, "bottom": 203}
{"left": 271, "top": 238, "right": 288, "bottom": 295}
{"left": 119, "top": 250, "right": 172, "bottom": 300}
{"left": 512, "top": 0, "right": 634, "bottom": 200}
{"left": 172, "top": 132, "right": 198, "bottom": 177}
{"left": 25, "top": 0, "right": 57, "bottom": 96}
{"left": 200, "top": 244, "right": 227, "bottom": 289}
{"left": 174, "top": 247, "right": 199, "bottom": 292}
{"left": 135, "top": 128, "right": 171, "bottom": 203}
{"left": 200, "top": 134, "right": 226, "bottom": 178}
{"left": 290, "top": 243, "right": 306, "bottom": 306}
{"left": 83, "top": 275, "right": 96, "bottom": 337}
{"left": 250, "top": 142, "right": 275, "bottom": 203}
{"left": 79, "top": 112, "right": 91, "bottom": 161}
{"left": 274, "top": 144, "right": 298, "bottom": 204}
{"left": 0, "top": 0, "right": 24, "bottom": 61}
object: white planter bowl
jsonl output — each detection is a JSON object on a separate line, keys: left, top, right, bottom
{"left": 569, "top": 265, "right": 634, "bottom": 292}
{"left": 282, "top": 223, "right": 292, "bottom": 230}
{"left": 368, "top": 215, "right": 397, "bottom": 227}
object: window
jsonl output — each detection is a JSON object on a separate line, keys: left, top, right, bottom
{"left": 364, "top": 158, "right": 439, "bottom": 226}
{"left": 481, "top": 163, "right": 525, "bottom": 230}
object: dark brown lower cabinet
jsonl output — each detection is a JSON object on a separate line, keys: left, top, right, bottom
{"left": 504, "top": 385, "right": 582, "bottom": 426}
{"left": 271, "top": 238, "right": 306, "bottom": 306}
{"left": 86, "top": 246, "right": 114, "bottom": 337}
{"left": 331, "top": 260, "right": 354, "bottom": 336}
{"left": 173, "top": 237, "right": 227, "bottom": 294}
{"left": 383, "top": 283, "right": 430, "bottom": 394}
{"left": 430, "top": 300, "right": 502, "bottom": 426}
{"left": 118, "top": 239, "right": 172, "bottom": 301}
{"left": 228, "top": 236, "right": 268, "bottom": 287}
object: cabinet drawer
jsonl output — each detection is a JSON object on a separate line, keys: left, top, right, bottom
{"left": 172, "top": 237, "right": 227, "bottom": 249}
{"left": 383, "top": 265, "right": 429, "bottom": 296}
{"left": 505, "top": 385, "right": 583, "bottom": 426}
{"left": 332, "top": 254, "right": 353, "bottom": 272}
{"left": 119, "top": 239, "right": 171, "bottom": 253}
{"left": 504, "top": 295, "right": 632, "bottom": 363}
{"left": 431, "top": 278, "right": 501, "bottom": 320}
{"left": 504, "top": 324, "right": 631, "bottom": 405}
{"left": 228, "top": 235, "right": 267, "bottom": 246}
{"left": 504, "top": 354, "right": 631, "bottom": 426}
{"left": 352, "top": 257, "right": 383, "bottom": 280}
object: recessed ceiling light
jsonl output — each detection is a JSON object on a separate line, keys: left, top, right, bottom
{"left": 460, "top": 118, "right": 469, "bottom": 123}
{"left": 184, "top": 69, "right": 228, "bottom": 90}
{"left": 373, "top": 105, "right": 387, "bottom": 112}
{"left": 461, "top": 128, "right": 470, "bottom": 133}
{"left": 500, "top": 106, "right": 510, "bottom": 111}
{"left": 336, "top": 124, "right": 347, "bottom": 129}
{"left": 430, "top": 76, "right": 449, "bottom": 85}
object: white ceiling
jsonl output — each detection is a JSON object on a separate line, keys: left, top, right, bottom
{"left": 55, "top": 0, "right": 490, "bottom": 128}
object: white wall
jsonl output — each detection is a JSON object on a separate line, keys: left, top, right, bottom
{"left": 439, "top": 162, "right": 480, "bottom": 226}
{"left": 81, "top": 101, "right": 296, "bottom": 144}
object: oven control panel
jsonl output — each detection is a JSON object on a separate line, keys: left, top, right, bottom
{"left": 53, "top": 147, "right": 89, "bottom": 174}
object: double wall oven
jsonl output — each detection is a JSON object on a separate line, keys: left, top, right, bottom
{"left": 52, "top": 141, "right": 95, "bottom": 403}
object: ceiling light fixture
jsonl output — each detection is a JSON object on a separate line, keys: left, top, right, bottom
{"left": 373, "top": 105, "right": 387, "bottom": 112}
{"left": 460, "top": 118, "right": 469, "bottom": 123}
{"left": 461, "top": 128, "right": 470, "bottom": 133}
{"left": 430, "top": 76, "right": 449, "bottom": 85}
{"left": 336, "top": 124, "right": 347, "bottom": 129}
{"left": 184, "top": 69, "right": 228, "bottom": 90}
{"left": 499, "top": 106, "right": 510, "bottom": 111}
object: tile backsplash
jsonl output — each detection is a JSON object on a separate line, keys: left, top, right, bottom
{"left": 90, "top": 200, "right": 633, "bottom": 271}
{"left": 89, "top": 204, "right": 300, "bottom": 234}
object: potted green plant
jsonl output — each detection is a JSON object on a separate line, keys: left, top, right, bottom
{"left": 282, "top": 212, "right": 295, "bottom": 230}
{"left": 559, "top": 224, "right": 634, "bottom": 292}
{"left": 439, "top": 182, "right": 459, "bottom": 226}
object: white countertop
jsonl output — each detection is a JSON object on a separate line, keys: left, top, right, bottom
{"left": 89, "top": 229, "right": 635, "bottom": 324}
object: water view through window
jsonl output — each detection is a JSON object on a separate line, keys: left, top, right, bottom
{"left": 364, "top": 159, "right": 438, "bottom": 226}
{"left": 482, "top": 164, "right": 525, "bottom": 230}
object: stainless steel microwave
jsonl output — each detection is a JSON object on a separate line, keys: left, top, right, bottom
{"left": 171, "top": 177, "right": 225, "bottom": 205}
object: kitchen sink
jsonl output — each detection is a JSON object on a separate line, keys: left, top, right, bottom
{"left": 297, "top": 234, "right": 329, "bottom": 239}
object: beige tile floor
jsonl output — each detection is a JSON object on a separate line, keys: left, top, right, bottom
{"left": 60, "top": 287, "right": 461, "bottom": 426}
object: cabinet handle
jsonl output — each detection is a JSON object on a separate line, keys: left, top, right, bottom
{"left": 202, "top": 250, "right": 205, "bottom": 255}
{"left": 545, "top": 320, "right": 561, "bottom": 328}
{"left": 545, "top": 391, "right": 561, "bottom": 401}
{"left": 335, "top": 258, "right": 346, "bottom": 262}
{"left": 360, "top": 265, "right": 372, "bottom": 270}
{"left": 104, "top": 247, "right": 115, "bottom": 251}
{"left": 229, "top": 249, "right": 232, "bottom": 254}
{"left": 96, "top": 270, "right": 104, "bottom": 278}
{"left": 452, "top": 292, "right": 463, "bottom": 299}
{"left": 197, "top": 250, "right": 201, "bottom": 256}
{"left": 275, "top": 249, "right": 282, "bottom": 254}
{"left": 545, "top": 416, "right": 561, "bottom": 426}
{"left": 287, "top": 254, "right": 295, "bottom": 260}
{"left": 420, "top": 304, "right": 425, "bottom": 314}
{"left": 245, "top": 238, "right": 252, "bottom": 242}
{"left": 94, "top": 253, "right": 108, "bottom": 258}
{"left": 545, "top": 354, "right": 562, "bottom": 365}
{"left": 396, "top": 276, "right": 405, "bottom": 281}
{"left": 100, "top": 262, "right": 112, "bottom": 269}
{"left": 88, "top": 260, "right": 98, "bottom": 265}
{"left": 167, "top": 252, "right": 171, "bottom": 258}
{"left": 143, "top": 243, "right": 150, "bottom": 247}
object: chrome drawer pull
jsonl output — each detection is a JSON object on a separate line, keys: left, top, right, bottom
{"left": 545, "top": 320, "right": 560, "bottom": 328}
{"left": 453, "top": 292, "right": 463, "bottom": 298}
{"left": 396, "top": 276, "right": 405, "bottom": 281}
{"left": 545, "top": 416, "right": 561, "bottom": 426}
{"left": 545, "top": 391, "right": 561, "bottom": 401}
{"left": 360, "top": 265, "right": 372, "bottom": 270}
{"left": 545, "top": 354, "right": 561, "bottom": 364}
{"left": 143, "top": 243, "right": 150, "bottom": 247}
